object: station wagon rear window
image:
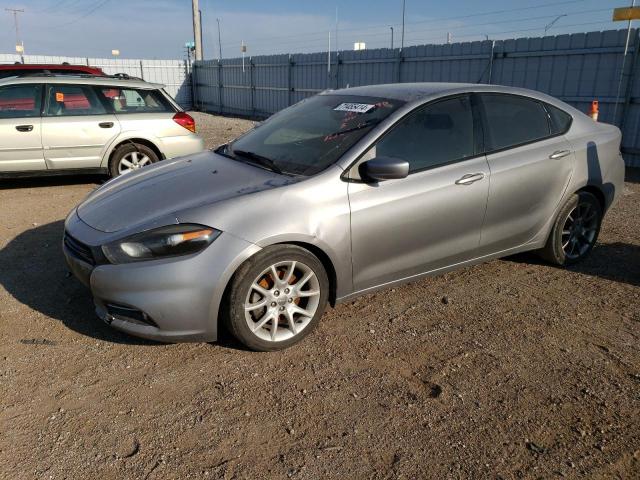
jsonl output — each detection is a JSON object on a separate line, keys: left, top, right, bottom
{"left": 97, "top": 87, "right": 174, "bottom": 114}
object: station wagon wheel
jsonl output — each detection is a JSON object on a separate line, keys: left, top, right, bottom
{"left": 118, "top": 151, "right": 152, "bottom": 174}
{"left": 225, "top": 245, "right": 329, "bottom": 351}
{"left": 108, "top": 142, "right": 159, "bottom": 177}
{"left": 540, "top": 191, "right": 602, "bottom": 266}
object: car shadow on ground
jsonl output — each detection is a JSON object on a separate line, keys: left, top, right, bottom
{"left": 506, "top": 242, "right": 640, "bottom": 288}
{"left": 0, "top": 220, "right": 154, "bottom": 345}
{"left": 626, "top": 167, "right": 640, "bottom": 184}
{"left": 0, "top": 220, "right": 248, "bottom": 350}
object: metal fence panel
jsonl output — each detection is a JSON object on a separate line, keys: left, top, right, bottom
{"left": 0, "top": 53, "right": 192, "bottom": 108}
{"left": 194, "top": 28, "right": 640, "bottom": 167}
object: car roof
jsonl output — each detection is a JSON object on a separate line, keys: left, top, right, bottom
{"left": 322, "top": 82, "right": 479, "bottom": 101}
{"left": 0, "top": 64, "right": 102, "bottom": 72}
{"left": 0, "top": 75, "right": 163, "bottom": 90}
{"left": 321, "top": 82, "right": 565, "bottom": 104}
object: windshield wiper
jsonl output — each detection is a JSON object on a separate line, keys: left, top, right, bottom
{"left": 325, "top": 119, "right": 381, "bottom": 138}
{"left": 231, "top": 149, "right": 284, "bottom": 175}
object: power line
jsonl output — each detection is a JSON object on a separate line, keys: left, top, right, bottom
{"left": 46, "top": 0, "right": 112, "bottom": 28}
{"left": 216, "top": 0, "right": 594, "bottom": 50}
{"left": 236, "top": 18, "right": 617, "bottom": 56}
{"left": 216, "top": 6, "right": 613, "bottom": 53}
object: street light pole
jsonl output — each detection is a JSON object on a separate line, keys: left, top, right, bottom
{"left": 5, "top": 8, "right": 25, "bottom": 61}
{"left": 390, "top": 26, "right": 394, "bottom": 49}
{"left": 216, "top": 18, "right": 223, "bottom": 61}
{"left": 544, "top": 14, "right": 567, "bottom": 35}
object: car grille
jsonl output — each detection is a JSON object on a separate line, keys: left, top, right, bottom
{"left": 63, "top": 231, "right": 95, "bottom": 265}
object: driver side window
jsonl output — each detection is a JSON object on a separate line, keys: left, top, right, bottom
{"left": 361, "top": 95, "right": 475, "bottom": 176}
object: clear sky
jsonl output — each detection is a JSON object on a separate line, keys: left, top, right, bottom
{"left": 0, "top": 0, "right": 634, "bottom": 60}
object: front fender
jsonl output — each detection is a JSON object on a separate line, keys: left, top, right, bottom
{"left": 254, "top": 233, "right": 352, "bottom": 300}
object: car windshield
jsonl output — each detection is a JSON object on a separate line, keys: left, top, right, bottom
{"left": 227, "top": 94, "right": 404, "bottom": 176}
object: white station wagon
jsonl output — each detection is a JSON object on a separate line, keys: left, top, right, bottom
{"left": 0, "top": 74, "right": 204, "bottom": 177}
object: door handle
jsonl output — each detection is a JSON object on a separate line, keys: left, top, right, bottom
{"left": 15, "top": 125, "right": 33, "bottom": 132}
{"left": 455, "top": 173, "right": 485, "bottom": 185}
{"left": 549, "top": 150, "right": 571, "bottom": 159}
{"left": 99, "top": 122, "right": 114, "bottom": 128}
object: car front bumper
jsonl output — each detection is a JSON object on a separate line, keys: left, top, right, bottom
{"left": 63, "top": 210, "right": 260, "bottom": 343}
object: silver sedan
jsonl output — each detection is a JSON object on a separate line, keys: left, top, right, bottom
{"left": 63, "top": 83, "right": 625, "bottom": 351}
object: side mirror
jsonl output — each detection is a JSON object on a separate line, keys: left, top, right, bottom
{"left": 359, "top": 156, "right": 409, "bottom": 182}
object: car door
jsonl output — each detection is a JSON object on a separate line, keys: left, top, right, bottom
{"left": 347, "top": 95, "right": 490, "bottom": 292}
{"left": 41, "top": 83, "right": 120, "bottom": 169}
{"left": 476, "top": 93, "right": 576, "bottom": 255}
{"left": 0, "top": 83, "right": 45, "bottom": 172}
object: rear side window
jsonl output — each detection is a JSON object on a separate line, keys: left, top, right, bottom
{"left": 0, "top": 84, "right": 42, "bottom": 118}
{"left": 45, "top": 84, "right": 107, "bottom": 116}
{"left": 480, "top": 94, "right": 550, "bottom": 152}
{"left": 374, "top": 95, "right": 475, "bottom": 173}
{"left": 97, "top": 87, "right": 173, "bottom": 113}
{"left": 545, "top": 103, "right": 572, "bottom": 134}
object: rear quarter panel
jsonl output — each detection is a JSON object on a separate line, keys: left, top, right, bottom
{"left": 565, "top": 117, "right": 624, "bottom": 211}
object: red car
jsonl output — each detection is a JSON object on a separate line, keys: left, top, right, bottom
{"left": 0, "top": 63, "right": 104, "bottom": 79}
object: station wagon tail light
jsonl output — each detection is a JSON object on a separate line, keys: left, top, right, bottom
{"left": 173, "top": 112, "right": 196, "bottom": 132}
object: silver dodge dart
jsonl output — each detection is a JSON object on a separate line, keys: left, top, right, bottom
{"left": 63, "top": 83, "right": 625, "bottom": 351}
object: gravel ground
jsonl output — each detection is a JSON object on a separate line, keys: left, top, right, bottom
{"left": 0, "top": 112, "right": 639, "bottom": 479}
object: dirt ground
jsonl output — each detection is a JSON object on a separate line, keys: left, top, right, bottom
{"left": 1, "top": 112, "right": 639, "bottom": 479}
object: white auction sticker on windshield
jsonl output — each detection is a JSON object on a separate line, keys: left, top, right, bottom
{"left": 334, "top": 102, "right": 375, "bottom": 113}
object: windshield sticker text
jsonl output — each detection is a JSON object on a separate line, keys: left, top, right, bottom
{"left": 334, "top": 103, "right": 375, "bottom": 113}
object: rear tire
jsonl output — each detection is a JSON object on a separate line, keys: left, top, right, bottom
{"left": 539, "top": 191, "right": 602, "bottom": 266}
{"left": 224, "top": 245, "right": 329, "bottom": 351}
{"left": 108, "top": 143, "right": 159, "bottom": 177}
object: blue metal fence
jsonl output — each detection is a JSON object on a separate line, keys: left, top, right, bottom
{"left": 193, "top": 29, "right": 640, "bottom": 167}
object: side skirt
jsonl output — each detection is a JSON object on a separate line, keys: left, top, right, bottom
{"left": 335, "top": 240, "right": 544, "bottom": 305}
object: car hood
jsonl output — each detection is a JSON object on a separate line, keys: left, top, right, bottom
{"left": 77, "top": 151, "right": 294, "bottom": 233}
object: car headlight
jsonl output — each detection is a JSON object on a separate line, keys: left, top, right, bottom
{"left": 102, "top": 224, "right": 221, "bottom": 264}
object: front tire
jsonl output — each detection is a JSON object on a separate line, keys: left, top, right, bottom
{"left": 108, "top": 143, "right": 159, "bottom": 177}
{"left": 224, "top": 245, "right": 329, "bottom": 351}
{"left": 539, "top": 191, "right": 602, "bottom": 266}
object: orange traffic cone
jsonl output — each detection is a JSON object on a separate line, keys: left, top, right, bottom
{"left": 589, "top": 100, "right": 599, "bottom": 121}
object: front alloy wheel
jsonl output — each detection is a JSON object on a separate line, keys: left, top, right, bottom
{"left": 225, "top": 245, "right": 329, "bottom": 351}
{"left": 244, "top": 261, "right": 321, "bottom": 342}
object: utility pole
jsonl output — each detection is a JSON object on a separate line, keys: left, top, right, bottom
{"left": 327, "top": 30, "right": 331, "bottom": 84}
{"left": 216, "top": 18, "right": 222, "bottom": 61}
{"left": 5, "top": 8, "right": 25, "bottom": 61}
{"left": 335, "top": 7, "right": 339, "bottom": 54}
{"left": 400, "top": 0, "right": 406, "bottom": 51}
{"left": 191, "top": 0, "right": 203, "bottom": 61}
{"left": 390, "top": 26, "right": 394, "bottom": 49}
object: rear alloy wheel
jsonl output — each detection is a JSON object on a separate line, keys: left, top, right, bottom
{"left": 108, "top": 143, "right": 159, "bottom": 177}
{"left": 225, "top": 245, "right": 329, "bottom": 351}
{"left": 540, "top": 191, "right": 602, "bottom": 265}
